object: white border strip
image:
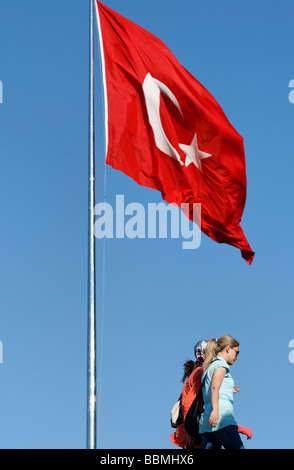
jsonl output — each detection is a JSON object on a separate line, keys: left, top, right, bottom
{"left": 95, "top": 1, "right": 109, "bottom": 159}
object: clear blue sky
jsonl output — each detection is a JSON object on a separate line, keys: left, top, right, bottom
{"left": 1, "top": 0, "right": 294, "bottom": 449}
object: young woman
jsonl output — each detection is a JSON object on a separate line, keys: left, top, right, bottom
{"left": 170, "top": 340, "right": 208, "bottom": 449}
{"left": 199, "top": 335, "right": 245, "bottom": 449}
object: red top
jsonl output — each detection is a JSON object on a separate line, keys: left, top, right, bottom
{"left": 170, "top": 366, "right": 204, "bottom": 449}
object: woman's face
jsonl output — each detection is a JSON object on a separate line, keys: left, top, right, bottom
{"left": 227, "top": 345, "right": 239, "bottom": 365}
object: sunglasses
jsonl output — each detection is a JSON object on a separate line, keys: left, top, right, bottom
{"left": 232, "top": 348, "right": 240, "bottom": 356}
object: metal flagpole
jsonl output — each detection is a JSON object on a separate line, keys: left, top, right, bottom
{"left": 87, "top": 0, "right": 96, "bottom": 450}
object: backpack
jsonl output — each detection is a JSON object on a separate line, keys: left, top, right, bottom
{"left": 184, "top": 381, "right": 204, "bottom": 438}
{"left": 170, "top": 363, "right": 208, "bottom": 431}
{"left": 170, "top": 394, "right": 183, "bottom": 428}
{"left": 184, "top": 368, "right": 215, "bottom": 438}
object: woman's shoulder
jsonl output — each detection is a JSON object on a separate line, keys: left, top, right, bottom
{"left": 205, "top": 357, "right": 230, "bottom": 378}
{"left": 185, "top": 366, "right": 203, "bottom": 388}
{"left": 192, "top": 365, "right": 203, "bottom": 378}
{"left": 210, "top": 356, "right": 230, "bottom": 373}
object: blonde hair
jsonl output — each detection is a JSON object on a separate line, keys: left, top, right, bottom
{"left": 202, "top": 335, "right": 239, "bottom": 373}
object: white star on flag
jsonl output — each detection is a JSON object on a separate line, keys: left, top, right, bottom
{"left": 179, "top": 133, "right": 212, "bottom": 173}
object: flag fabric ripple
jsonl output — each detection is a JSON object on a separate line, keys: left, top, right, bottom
{"left": 96, "top": 1, "right": 254, "bottom": 264}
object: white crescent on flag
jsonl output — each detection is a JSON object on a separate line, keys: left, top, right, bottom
{"left": 142, "top": 73, "right": 183, "bottom": 165}
{"left": 142, "top": 73, "right": 212, "bottom": 172}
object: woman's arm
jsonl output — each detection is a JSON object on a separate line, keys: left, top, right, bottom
{"left": 208, "top": 367, "right": 226, "bottom": 428}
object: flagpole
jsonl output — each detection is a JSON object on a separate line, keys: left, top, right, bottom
{"left": 87, "top": 0, "right": 96, "bottom": 450}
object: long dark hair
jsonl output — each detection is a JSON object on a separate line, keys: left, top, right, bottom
{"left": 181, "top": 359, "right": 203, "bottom": 383}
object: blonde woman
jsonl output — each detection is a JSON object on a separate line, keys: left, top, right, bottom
{"left": 199, "top": 335, "right": 245, "bottom": 449}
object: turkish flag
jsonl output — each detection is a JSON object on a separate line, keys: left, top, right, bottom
{"left": 96, "top": 2, "right": 254, "bottom": 264}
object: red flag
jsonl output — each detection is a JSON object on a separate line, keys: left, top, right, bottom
{"left": 96, "top": 2, "right": 254, "bottom": 264}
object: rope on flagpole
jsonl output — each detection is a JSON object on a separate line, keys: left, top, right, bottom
{"left": 97, "top": 161, "right": 107, "bottom": 448}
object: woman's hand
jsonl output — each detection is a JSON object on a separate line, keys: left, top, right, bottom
{"left": 233, "top": 385, "right": 240, "bottom": 393}
{"left": 208, "top": 409, "right": 219, "bottom": 428}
